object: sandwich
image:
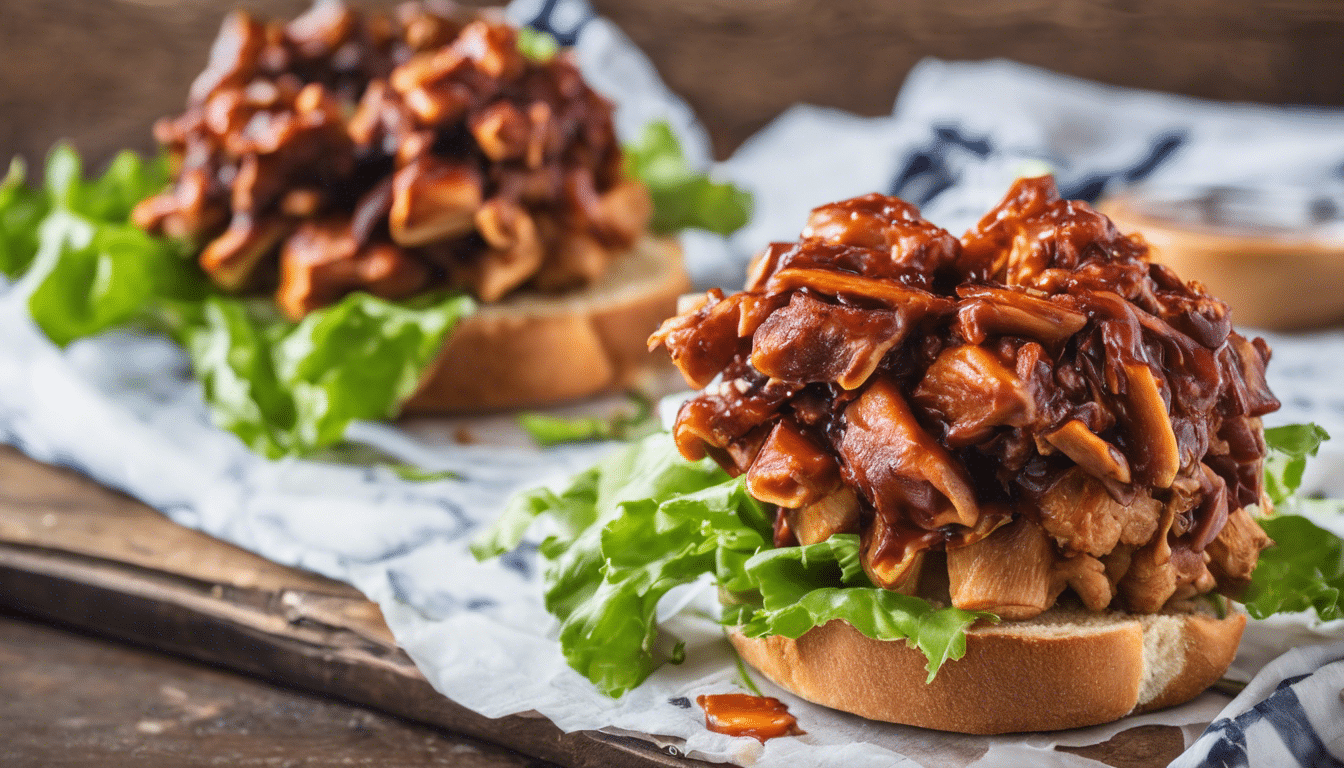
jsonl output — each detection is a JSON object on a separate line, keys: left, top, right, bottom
{"left": 2, "top": 1, "right": 747, "bottom": 457}
{"left": 132, "top": 1, "right": 687, "bottom": 413}
{"left": 479, "top": 175, "right": 1341, "bottom": 735}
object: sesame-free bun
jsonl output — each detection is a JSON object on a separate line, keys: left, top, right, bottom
{"left": 729, "top": 607, "right": 1244, "bottom": 734}
{"left": 402, "top": 236, "right": 689, "bottom": 412}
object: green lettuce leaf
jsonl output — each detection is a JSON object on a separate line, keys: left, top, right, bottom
{"left": 12, "top": 144, "right": 203, "bottom": 345}
{"left": 185, "top": 292, "right": 473, "bottom": 458}
{"left": 1263, "top": 423, "right": 1330, "bottom": 506}
{"left": 517, "top": 26, "right": 559, "bottom": 63}
{"left": 518, "top": 391, "right": 661, "bottom": 446}
{"left": 275, "top": 290, "right": 472, "bottom": 450}
{"left": 0, "top": 158, "right": 49, "bottom": 277}
{"left": 387, "top": 464, "right": 463, "bottom": 483}
{"left": 26, "top": 212, "right": 204, "bottom": 346}
{"left": 470, "top": 466, "right": 600, "bottom": 560}
{"left": 524, "top": 437, "right": 737, "bottom": 695}
{"left": 1243, "top": 514, "right": 1344, "bottom": 621}
{"left": 479, "top": 432, "right": 995, "bottom": 697}
{"left": 624, "top": 121, "right": 752, "bottom": 236}
{"left": 43, "top": 144, "right": 170, "bottom": 225}
{"left": 1241, "top": 422, "right": 1344, "bottom": 621}
{"left": 735, "top": 535, "right": 991, "bottom": 682}
{"left": 182, "top": 297, "right": 295, "bottom": 457}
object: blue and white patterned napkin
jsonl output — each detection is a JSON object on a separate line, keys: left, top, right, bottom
{"left": 1172, "top": 640, "right": 1344, "bottom": 767}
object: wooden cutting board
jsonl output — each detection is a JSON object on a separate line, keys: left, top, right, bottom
{"left": 0, "top": 446, "right": 708, "bottom": 768}
{"left": 0, "top": 445, "right": 1185, "bottom": 767}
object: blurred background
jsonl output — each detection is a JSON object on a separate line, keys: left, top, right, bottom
{"left": 4, "top": 0, "right": 1344, "bottom": 166}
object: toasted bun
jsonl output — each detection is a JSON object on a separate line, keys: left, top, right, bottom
{"left": 402, "top": 236, "right": 689, "bottom": 412}
{"left": 729, "top": 607, "right": 1244, "bottom": 734}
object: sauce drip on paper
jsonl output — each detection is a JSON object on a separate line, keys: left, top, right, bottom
{"left": 697, "top": 693, "right": 803, "bottom": 742}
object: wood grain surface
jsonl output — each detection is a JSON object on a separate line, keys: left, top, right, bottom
{"left": 0, "top": 611, "right": 553, "bottom": 768}
{"left": 0, "top": 447, "right": 708, "bottom": 768}
{"left": 3, "top": 0, "right": 1343, "bottom": 166}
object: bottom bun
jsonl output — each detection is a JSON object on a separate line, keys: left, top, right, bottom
{"left": 402, "top": 236, "right": 689, "bottom": 412}
{"left": 729, "top": 608, "right": 1244, "bottom": 734}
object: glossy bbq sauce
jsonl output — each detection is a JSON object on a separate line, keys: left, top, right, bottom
{"left": 696, "top": 694, "right": 803, "bottom": 742}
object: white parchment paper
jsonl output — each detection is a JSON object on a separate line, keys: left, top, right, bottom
{"left": 4, "top": 3, "right": 1344, "bottom": 765}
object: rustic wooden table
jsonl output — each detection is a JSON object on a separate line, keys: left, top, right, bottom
{"left": 3, "top": 0, "right": 1342, "bottom": 167}
{"left": 0, "top": 447, "right": 702, "bottom": 767}
{"left": 3, "top": 1, "right": 1342, "bottom": 765}
{"left": 0, "top": 611, "right": 553, "bottom": 768}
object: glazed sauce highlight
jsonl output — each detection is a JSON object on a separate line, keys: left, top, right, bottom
{"left": 651, "top": 177, "right": 1279, "bottom": 619}
{"left": 697, "top": 694, "right": 802, "bottom": 742}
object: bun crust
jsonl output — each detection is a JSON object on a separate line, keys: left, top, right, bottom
{"left": 402, "top": 237, "right": 689, "bottom": 412}
{"left": 729, "top": 608, "right": 1244, "bottom": 734}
